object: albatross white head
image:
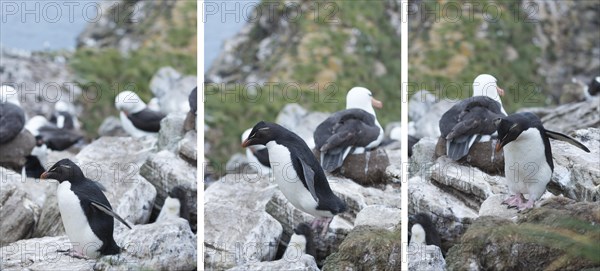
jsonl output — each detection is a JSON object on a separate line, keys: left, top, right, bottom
{"left": 115, "top": 91, "right": 147, "bottom": 115}
{"left": 0, "top": 85, "right": 21, "bottom": 106}
{"left": 472, "top": 74, "right": 506, "bottom": 115}
{"left": 345, "top": 87, "right": 383, "bottom": 116}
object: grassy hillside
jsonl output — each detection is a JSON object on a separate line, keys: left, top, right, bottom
{"left": 409, "top": 0, "right": 544, "bottom": 114}
{"left": 205, "top": 0, "right": 401, "bottom": 171}
{"left": 70, "top": 0, "right": 197, "bottom": 138}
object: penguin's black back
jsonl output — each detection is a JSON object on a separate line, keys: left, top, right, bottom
{"left": 498, "top": 112, "right": 554, "bottom": 171}
{"left": 269, "top": 123, "right": 347, "bottom": 214}
{"left": 70, "top": 178, "right": 120, "bottom": 255}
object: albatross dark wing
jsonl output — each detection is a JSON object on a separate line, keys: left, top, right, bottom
{"left": 127, "top": 108, "right": 166, "bottom": 132}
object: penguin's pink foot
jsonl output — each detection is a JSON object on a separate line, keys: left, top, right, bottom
{"left": 502, "top": 194, "right": 525, "bottom": 208}
{"left": 516, "top": 199, "right": 535, "bottom": 212}
{"left": 57, "top": 249, "right": 89, "bottom": 260}
{"left": 310, "top": 217, "right": 333, "bottom": 237}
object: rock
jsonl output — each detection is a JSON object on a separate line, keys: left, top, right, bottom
{"left": 275, "top": 103, "right": 330, "bottom": 149}
{"left": 98, "top": 116, "right": 128, "bottom": 137}
{"left": 178, "top": 130, "right": 197, "bottom": 163}
{"left": 0, "top": 235, "right": 95, "bottom": 270}
{"left": 408, "top": 245, "right": 447, "bottom": 271}
{"left": 0, "top": 172, "right": 38, "bottom": 244}
{"left": 523, "top": 0, "right": 600, "bottom": 102}
{"left": 409, "top": 90, "right": 440, "bottom": 123}
{"left": 0, "top": 130, "right": 35, "bottom": 172}
{"left": 149, "top": 67, "right": 195, "bottom": 114}
{"left": 76, "top": 137, "right": 158, "bottom": 227}
{"left": 328, "top": 177, "right": 401, "bottom": 220}
{"left": 321, "top": 225, "right": 402, "bottom": 271}
{"left": 408, "top": 176, "right": 478, "bottom": 253}
{"left": 548, "top": 128, "right": 600, "bottom": 201}
{"left": 227, "top": 254, "right": 320, "bottom": 271}
{"left": 518, "top": 99, "right": 599, "bottom": 132}
{"left": 0, "top": 48, "right": 81, "bottom": 119}
{"left": 95, "top": 219, "right": 197, "bottom": 270}
{"left": 32, "top": 191, "right": 65, "bottom": 238}
{"left": 183, "top": 110, "right": 196, "bottom": 132}
{"left": 430, "top": 156, "right": 507, "bottom": 208}
{"left": 157, "top": 113, "right": 186, "bottom": 152}
{"left": 478, "top": 194, "right": 519, "bottom": 220}
{"left": 409, "top": 137, "right": 437, "bottom": 177}
{"left": 412, "top": 100, "right": 454, "bottom": 139}
{"left": 354, "top": 205, "right": 401, "bottom": 229}
{"left": 204, "top": 174, "right": 282, "bottom": 270}
{"left": 323, "top": 148, "right": 392, "bottom": 186}
{"left": 446, "top": 197, "right": 600, "bottom": 270}
{"left": 140, "top": 150, "right": 197, "bottom": 231}
{"left": 434, "top": 137, "right": 505, "bottom": 175}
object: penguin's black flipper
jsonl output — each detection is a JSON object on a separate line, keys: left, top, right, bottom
{"left": 298, "top": 158, "right": 318, "bottom": 203}
{"left": 90, "top": 201, "right": 132, "bottom": 229}
{"left": 545, "top": 130, "right": 590, "bottom": 152}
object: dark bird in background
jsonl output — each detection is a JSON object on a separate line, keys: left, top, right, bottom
{"left": 314, "top": 87, "right": 384, "bottom": 172}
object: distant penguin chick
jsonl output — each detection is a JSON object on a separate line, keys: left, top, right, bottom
{"left": 41, "top": 159, "right": 132, "bottom": 258}
{"left": 283, "top": 223, "right": 316, "bottom": 259}
{"left": 242, "top": 121, "right": 347, "bottom": 236}
{"left": 408, "top": 213, "right": 441, "bottom": 248}
{"left": 156, "top": 186, "right": 190, "bottom": 223}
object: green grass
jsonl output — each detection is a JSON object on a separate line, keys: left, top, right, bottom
{"left": 409, "top": 0, "right": 545, "bottom": 114}
{"left": 205, "top": 0, "right": 401, "bottom": 172}
{"left": 70, "top": 47, "right": 196, "bottom": 138}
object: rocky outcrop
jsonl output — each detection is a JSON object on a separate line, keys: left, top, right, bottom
{"left": 96, "top": 219, "right": 197, "bottom": 270}
{"left": 0, "top": 130, "right": 35, "bottom": 172}
{"left": 519, "top": 98, "right": 600, "bottom": 133}
{"left": 1, "top": 219, "right": 196, "bottom": 271}
{"left": 0, "top": 171, "right": 38, "bottom": 245}
{"left": 149, "top": 67, "right": 196, "bottom": 114}
{"left": 523, "top": 0, "right": 600, "bottom": 102}
{"left": 408, "top": 245, "right": 447, "bottom": 271}
{"left": 434, "top": 137, "right": 504, "bottom": 175}
{"left": 204, "top": 174, "right": 282, "bottom": 270}
{"left": 447, "top": 197, "right": 600, "bottom": 270}
{"left": 0, "top": 48, "right": 81, "bottom": 119}
{"left": 140, "top": 150, "right": 197, "bottom": 230}
{"left": 228, "top": 255, "right": 319, "bottom": 271}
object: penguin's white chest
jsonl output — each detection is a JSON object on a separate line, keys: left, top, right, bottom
{"left": 57, "top": 181, "right": 103, "bottom": 258}
{"left": 119, "top": 112, "right": 153, "bottom": 138}
{"left": 156, "top": 197, "right": 181, "bottom": 222}
{"left": 266, "top": 142, "right": 323, "bottom": 217}
{"left": 283, "top": 233, "right": 308, "bottom": 260}
{"left": 503, "top": 129, "right": 553, "bottom": 200}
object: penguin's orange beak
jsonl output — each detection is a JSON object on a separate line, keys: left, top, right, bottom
{"left": 372, "top": 98, "right": 383, "bottom": 109}
{"left": 497, "top": 86, "right": 505, "bottom": 97}
{"left": 241, "top": 139, "right": 250, "bottom": 148}
{"left": 495, "top": 141, "right": 503, "bottom": 152}
{"left": 40, "top": 172, "right": 49, "bottom": 179}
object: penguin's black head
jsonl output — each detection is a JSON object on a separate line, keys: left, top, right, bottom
{"left": 40, "top": 159, "right": 84, "bottom": 182}
{"left": 293, "top": 222, "right": 313, "bottom": 237}
{"left": 494, "top": 113, "right": 540, "bottom": 152}
{"left": 34, "top": 135, "right": 45, "bottom": 147}
{"left": 241, "top": 121, "right": 280, "bottom": 148}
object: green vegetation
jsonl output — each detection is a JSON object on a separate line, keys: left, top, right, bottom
{"left": 69, "top": 1, "right": 196, "bottom": 139}
{"left": 70, "top": 47, "right": 196, "bottom": 138}
{"left": 206, "top": 0, "right": 401, "bottom": 170}
{"left": 409, "top": 0, "right": 544, "bottom": 114}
